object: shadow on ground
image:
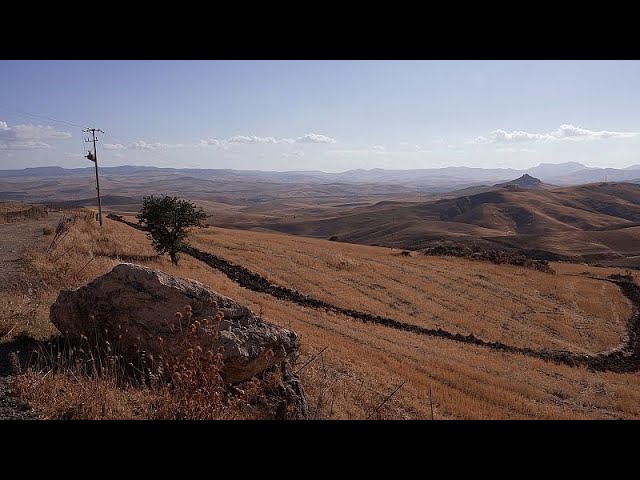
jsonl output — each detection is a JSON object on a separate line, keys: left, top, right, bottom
{"left": 0, "top": 335, "right": 44, "bottom": 419}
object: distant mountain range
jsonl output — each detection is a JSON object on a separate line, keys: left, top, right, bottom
{"left": 1, "top": 162, "right": 639, "bottom": 192}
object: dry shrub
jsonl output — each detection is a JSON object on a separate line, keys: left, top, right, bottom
{"left": 24, "top": 212, "right": 154, "bottom": 292}
{"left": 14, "top": 302, "right": 287, "bottom": 420}
{"left": 16, "top": 370, "right": 155, "bottom": 420}
{"left": 15, "top": 335, "right": 156, "bottom": 419}
{"left": 151, "top": 302, "right": 231, "bottom": 420}
{"left": 327, "top": 253, "right": 359, "bottom": 271}
{"left": 0, "top": 204, "right": 47, "bottom": 224}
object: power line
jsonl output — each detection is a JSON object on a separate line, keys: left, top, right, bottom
{"left": 0, "top": 104, "right": 86, "bottom": 129}
{"left": 0, "top": 105, "right": 183, "bottom": 167}
{"left": 100, "top": 130, "right": 182, "bottom": 166}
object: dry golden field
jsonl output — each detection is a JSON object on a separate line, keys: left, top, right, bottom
{"left": 4, "top": 214, "right": 640, "bottom": 419}
{"left": 189, "top": 227, "right": 631, "bottom": 355}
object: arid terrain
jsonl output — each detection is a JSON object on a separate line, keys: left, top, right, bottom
{"left": 256, "top": 181, "right": 640, "bottom": 265}
{"left": 2, "top": 200, "right": 640, "bottom": 419}
{"left": 5, "top": 59, "right": 640, "bottom": 421}
{"left": 2, "top": 166, "right": 640, "bottom": 267}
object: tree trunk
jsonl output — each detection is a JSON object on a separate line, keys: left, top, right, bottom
{"left": 170, "top": 250, "right": 179, "bottom": 265}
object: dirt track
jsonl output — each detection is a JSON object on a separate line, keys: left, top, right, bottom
{"left": 0, "top": 213, "right": 62, "bottom": 293}
{"left": 0, "top": 215, "right": 61, "bottom": 420}
{"left": 111, "top": 215, "right": 640, "bottom": 373}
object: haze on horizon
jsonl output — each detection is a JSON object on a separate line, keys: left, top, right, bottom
{"left": 1, "top": 60, "right": 639, "bottom": 173}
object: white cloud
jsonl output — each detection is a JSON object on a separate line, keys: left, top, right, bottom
{"left": 96, "top": 132, "right": 339, "bottom": 153}
{"left": 496, "top": 147, "right": 537, "bottom": 153}
{"left": 227, "top": 135, "right": 294, "bottom": 145}
{"left": 282, "top": 150, "right": 305, "bottom": 159}
{"left": 100, "top": 140, "right": 185, "bottom": 150}
{"left": 128, "top": 141, "right": 156, "bottom": 150}
{"left": 327, "top": 148, "right": 432, "bottom": 158}
{"left": 0, "top": 120, "right": 71, "bottom": 150}
{"left": 491, "top": 129, "right": 552, "bottom": 143}
{"left": 199, "top": 139, "right": 221, "bottom": 148}
{"left": 14, "top": 124, "right": 71, "bottom": 140}
{"left": 128, "top": 140, "right": 184, "bottom": 150}
{"left": 399, "top": 141, "right": 409, "bottom": 146}
{"left": 467, "top": 135, "right": 488, "bottom": 145}
{"left": 198, "top": 132, "right": 336, "bottom": 148}
{"left": 471, "top": 124, "right": 638, "bottom": 144}
{"left": 295, "top": 133, "right": 336, "bottom": 144}
{"left": 371, "top": 145, "right": 385, "bottom": 151}
{"left": 0, "top": 141, "right": 50, "bottom": 150}
{"left": 552, "top": 124, "right": 637, "bottom": 140}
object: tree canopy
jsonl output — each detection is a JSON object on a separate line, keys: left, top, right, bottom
{"left": 137, "top": 195, "right": 207, "bottom": 265}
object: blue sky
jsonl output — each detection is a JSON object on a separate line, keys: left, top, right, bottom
{"left": 1, "top": 60, "right": 639, "bottom": 171}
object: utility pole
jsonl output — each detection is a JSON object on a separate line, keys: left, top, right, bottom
{"left": 83, "top": 127, "right": 104, "bottom": 226}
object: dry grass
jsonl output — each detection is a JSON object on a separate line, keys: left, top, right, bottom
{"left": 327, "top": 253, "right": 360, "bottom": 271}
{"left": 6, "top": 216, "right": 282, "bottom": 419}
{"left": 190, "top": 227, "right": 631, "bottom": 355}
{"left": 0, "top": 203, "right": 48, "bottom": 223}
{"left": 8, "top": 214, "right": 640, "bottom": 419}
{"left": 16, "top": 367, "right": 163, "bottom": 420}
{"left": 13, "top": 302, "right": 286, "bottom": 420}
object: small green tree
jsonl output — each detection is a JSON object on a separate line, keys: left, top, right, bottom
{"left": 137, "top": 195, "right": 208, "bottom": 265}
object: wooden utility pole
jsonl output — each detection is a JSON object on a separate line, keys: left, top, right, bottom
{"left": 83, "top": 128, "right": 104, "bottom": 226}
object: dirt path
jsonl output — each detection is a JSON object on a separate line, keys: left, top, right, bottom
{"left": 0, "top": 214, "right": 61, "bottom": 292}
{"left": 0, "top": 215, "right": 61, "bottom": 420}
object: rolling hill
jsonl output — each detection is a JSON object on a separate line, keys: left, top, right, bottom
{"left": 249, "top": 182, "right": 640, "bottom": 262}
{"left": 2, "top": 165, "right": 640, "bottom": 264}
{"left": 6, "top": 210, "right": 640, "bottom": 419}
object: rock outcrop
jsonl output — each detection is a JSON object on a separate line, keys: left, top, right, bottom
{"left": 50, "top": 263, "right": 301, "bottom": 387}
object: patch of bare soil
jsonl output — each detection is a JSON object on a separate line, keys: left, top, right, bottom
{"left": 0, "top": 213, "right": 62, "bottom": 292}
{"left": 0, "top": 214, "right": 63, "bottom": 420}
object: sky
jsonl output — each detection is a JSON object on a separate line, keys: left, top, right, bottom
{"left": 1, "top": 60, "right": 639, "bottom": 172}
